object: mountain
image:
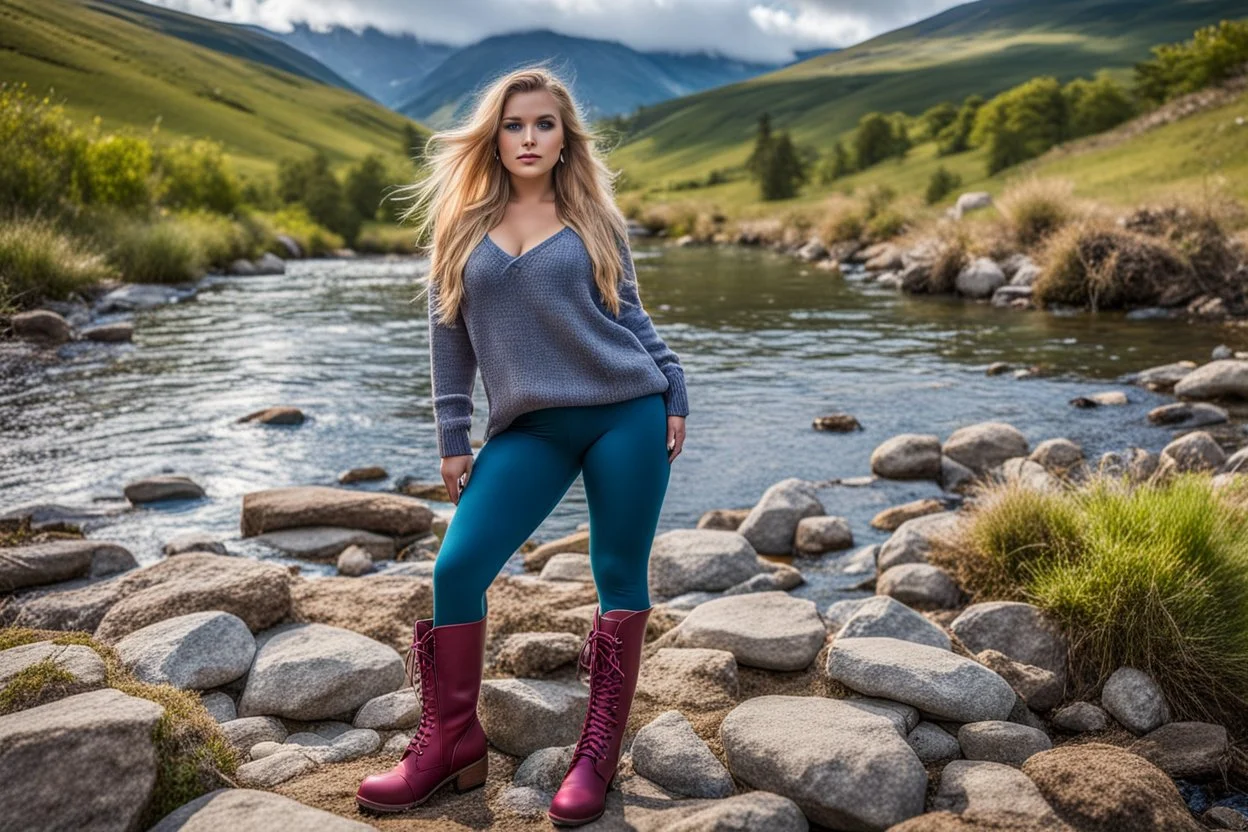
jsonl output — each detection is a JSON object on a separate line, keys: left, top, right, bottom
{"left": 609, "top": 0, "right": 1248, "bottom": 187}
{"left": 0, "top": 0, "right": 425, "bottom": 176}
{"left": 256, "top": 23, "right": 458, "bottom": 110}
{"left": 393, "top": 28, "right": 784, "bottom": 128}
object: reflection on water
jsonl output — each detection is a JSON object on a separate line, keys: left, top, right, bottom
{"left": 1, "top": 242, "right": 1244, "bottom": 606}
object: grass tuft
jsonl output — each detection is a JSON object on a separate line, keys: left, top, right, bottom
{"left": 0, "top": 217, "right": 118, "bottom": 311}
{"left": 995, "top": 176, "right": 1081, "bottom": 248}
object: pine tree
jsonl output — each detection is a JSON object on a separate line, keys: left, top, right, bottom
{"left": 761, "top": 131, "right": 805, "bottom": 200}
{"left": 745, "top": 113, "right": 774, "bottom": 179}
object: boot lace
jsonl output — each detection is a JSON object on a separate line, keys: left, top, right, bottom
{"left": 403, "top": 628, "right": 437, "bottom": 757}
{"left": 571, "top": 628, "right": 624, "bottom": 763}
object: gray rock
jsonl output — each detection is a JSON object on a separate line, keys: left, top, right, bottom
{"left": 827, "top": 637, "right": 1016, "bottom": 723}
{"left": 793, "top": 515, "right": 853, "bottom": 555}
{"left": 296, "top": 728, "right": 381, "bottom": 764}
{"left": 663, "top": 792, "right": 809, "bottom": 832}
{"left": 1011, "top": 260, "right": 1042, "bottom": 288}
{"left": 1159, "top": 430, "right": 1227, "bottom": 473}
{"left": 513, "top": 744, "right": 575, "bottom": 793}
{"left": 998, "top": 458, "right": 1062, "bottom": 492}
{"left": 876, "top": 564, "right": 962, "bottom": 610}
{"left": 237, "top": 622, "right": 405, "bottom": 721}
{"left": 254, "top": 525, "right": 396, "bottom": 561}
{"left": 199, "top": 692, "right": 236, "bottom": 723}
{"left": 720, "top": 694, "right": 926, "bottom": 830}
{"left": 1127, "top": 360, "right": 1197, "bottom": 391}
{"left": 13, "top": 309, "right": 73, "bottom": 342}
{"left": 877, "top": 512, "right": 961, "bottom": 572}
{"left": 219, "top": 716, "right": 288, "bottom": 753}
{"left": 336, "top": 545, "right": 373, "bottom": 577}
{"left": 631, "top": 710, "right": 734, "bottom": 798}
{"left": 353, "top": 688, "right": 420, "bottom": 730}
{"left": 163, "top": 531, "right": 228, "bottom": 556}
{"left": 81, "top": 322, "right": 134, "bottom": 343}
{"left": 943, "top": 422, "right": 1029, "bottom": 473}
{"left": 1051, "top": 701, "right": 1109, "bottom": 733}
{"left": 932, "top": 759, "right": 1058, "bottom": 823}
{"left": 823, "top": 597, "right": 874, "bottom": 633}
{"left": 870, "top": 434, "right": 943, "bottom": 481}
{"left": 495, "top": 632, "right": 582, "bottom": 676}
{"left": 148, "top": 788, "right": 375, "bottom": 831}
{"left": 0, "top": 641, "right": 109, "bottom": 700}
{"left": 835, "top": 596, "right": 951, "bottom": 651}
{"left": 637, "top": 647, "right": 739, "bottom": 709}
{"left": 952, "top": 192, "right": 993, "bottom": 219}
{"left": 940, "top": 455, "right": 978, "bottom": 493}
{"left": 254, "top": 252, "right": 286, "bottom": 275}
{"left": 648, "top": 529, "right": 766, "bottom": 598}
{"left": 735, "top": 478, "right": 825, "bottom": 555}
{"left": 479, "top": 678, "right": 589, "bottom": 757}
{"left": 1130, "top": 721, "right": 1227, "bottom": 777}
{"left": 0, "top": 688, "right": 164, "bottom": 832}
{"left": 95, "top": 282, "right": 197, "bottom": 313}
{"left": 0, "top": 539, "right": 137, "bottom": 593}
{"left": 1101, "top": 667, "right": 1170, "bottom": 735}
{"left": 114, "top": 611, "right": 256, "bottom": 690}
{"left": 539, "top": 552, "right": 594, "bottom": 582}
{"left": 1030, "top": 437, "right": 1086, "bottom": 473}
{"left": 976, "top": 649, "right": 1063, "bottom": 712}
{"left": 240, "top": 485, "right": 433, "bottom": 538}
{"left": 950, "top": 602, "right": 1068, "bottom": 680}
{"left": 672, "top": 591, "right": 826, "bottom": 671}
{"left": 235, "top": 749, "right": 318, "bottom": 787}
{"left": 958, "top": 720, "right": 1052, "bottom": 767}
{"left": 1148, "top": 401, "right": 1229, "bottom": 428}
{"left": 906, "top": 721, "right": 961, "bottom": 763}
{"left": 956, "top": 258, "right": 1006, "bottom": 298}
{"left": 123, "top": 475, "right": 206, "bottom": 504}
{"left": 1173, "top": 359, "right": 1248, "bottom": 400}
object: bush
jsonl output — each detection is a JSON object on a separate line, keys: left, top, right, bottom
{"left": 1063, "top": 74, "right": 1137, "bottom": 139}
{"left": 0, "top": 83, "right": 88, "bottom": 216}
{"left": 865, "top": 208, "right": 907, "bottom": 241}
{"left": 82, "top": 133, "right": 153, "bottom": 211}
{"left": 1135, "top": 19, "right": 1248, "bottom": 105}
{"left": 925, "top": 165, "right": 962, "bottom": 205}
{"left": 173, "top": 210, "right": 266, "bottom": 268}
{"left": 155, "top": 138, "right": 241, "bottom": 215}
{"left": 930, "top": 473, "right": 1248, "bottom": 733}
{"left": 936, "top": 95, "right": 983, "bottom": 156}
{"left": 254, "top": 205, "right": 344, "bottom": 257}
{"left": 972, "top": 77, "right": 1068, "bottom": 174}
{"left": 996, "top": 177, "right": 1078, "bottom": 248}
{"left": 0, "top": 218, "right": 117, "bottom": 311}
{"left": 817, "top": 195, "right": 866, "bottom": 243}
{"left": 106, "top": 217, "right": 202, "bottom": 284}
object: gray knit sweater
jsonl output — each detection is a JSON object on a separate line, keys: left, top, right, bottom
{"left": 428, "top": 225, "right": 689, "bottom": 457}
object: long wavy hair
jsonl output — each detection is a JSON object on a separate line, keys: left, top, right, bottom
{"left": 397, "top": 64, "right": 632, "bottom": 326}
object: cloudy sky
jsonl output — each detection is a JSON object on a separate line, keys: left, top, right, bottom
{"left": 142, "top": 0, "right": 968, "bottom": 62}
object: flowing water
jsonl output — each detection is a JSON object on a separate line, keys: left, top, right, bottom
{"left": 2, "top": 241, "right": 1244, "bottom": 606}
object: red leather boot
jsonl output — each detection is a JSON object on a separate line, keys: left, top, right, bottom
{"left": 355, "top": 614, "right": 489, "bottom": 812}
{"left": 547, "top": 606, "right": 651, "bottom": 827}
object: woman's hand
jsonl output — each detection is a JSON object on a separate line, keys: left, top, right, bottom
{"left": 667, "top": 416, "right": 686, "bottom": 463}
{"left": 441, "top": 454, "right": 474, "bottom": 505}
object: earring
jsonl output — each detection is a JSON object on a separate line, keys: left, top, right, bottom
{"left": 559, "top": 151, "right": 565, "bottom": 164}
{"left": 494, "top": 148, "right": 499, "bottom": 160}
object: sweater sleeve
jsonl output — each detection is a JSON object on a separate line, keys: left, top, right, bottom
{"left": 614, "top": 238, "right": 690, "bottom": 417}
{"left": 427, "top": 277, "right": 478, "bottom": 457}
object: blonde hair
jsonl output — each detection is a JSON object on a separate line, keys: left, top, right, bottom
{"left": 397, "top": 63, "right": 632, "bottom": 325}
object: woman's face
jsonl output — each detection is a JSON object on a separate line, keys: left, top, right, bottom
{"left": 496, "top": 89, "right": 565, "bottom": 181}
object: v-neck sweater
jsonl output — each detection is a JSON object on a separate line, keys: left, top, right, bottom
{"left": 427, "top": 225, "right": 690, "bottom": 457}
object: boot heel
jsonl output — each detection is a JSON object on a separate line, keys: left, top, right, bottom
{"left": 453, "top": 756, "right": 488, "bottom": 792}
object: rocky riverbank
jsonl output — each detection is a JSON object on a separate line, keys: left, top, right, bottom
{"left": 4, "top": 351, "right": 1248, "bottom": 830}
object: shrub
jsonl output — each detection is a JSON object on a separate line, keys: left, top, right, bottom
{"left": 106, "top": 217, "right": 202, "bottom": 283}
{"left": 996, "top": 177, "right": 1078, "bottom": 248}
{"left": 82, "top": 133, "right": 153, "bottom": 211}
{"left": 925, "top": 165, "right": 962, "bottom": 205}
{"left": 817, "top": 195, "right": 866, "bottom": 243}
{"left": 0, "top": 218, "right": 117, "bottom": 311}
{"left": 865, "top": 208, "right": 907, "bottom": 241}
{"left": 972, "top": 77, "right": 1068, "bottom": 174}
{"left": 254, "top": 205, "right": 344, "bottom": 257}
{"left": 930, "top": 473, "right": 1248, "bottom": 733}
{"left": 937, "top": 94, "right": 983, "bottom": 156}
{"left": 1063, "top": 74, "right": 1137, "bottom": 139}
{"left": 0, "top": 83, "right": 88, "bottom": 216}
{"left": 1135, "top": 19, "right": 1248, "bottom": 105}
{"left": 155, "top": 138, "right": 241, "bottom": 215}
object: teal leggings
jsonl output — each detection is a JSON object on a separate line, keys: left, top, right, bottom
{"left": 432, "top": 392, "right": 671, "bottom": 627}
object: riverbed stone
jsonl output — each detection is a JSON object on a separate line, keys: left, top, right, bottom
{"left": 1101, "top": 667, "right": 1170, "bottom": 735}
{"left": 932, "top": 759, "right": 1058, "bottom": 823}
{"left": 94, "top": 552, "right": 292, "bottom": 643}
{"left": 12, "top": 309, "right": 73, "bottom": 342}
{"left": 81, "top": 322, "right": 134, "bottom": 342}
{"left": 1051, "top": 701, "right": 1109, "bottom": 733}
{"left": 513, "top": 744, "right": 576, "bottom": 793}
{"left": 237, "top": 622, "right": 405, "bottom": 721}
{"left": 218, "top": 715, "right": 287, "bottom": 754}
{"left": 1028, "top": 438, "right": 1084, "bottom": 476}
{"left": 870, "top": 434, "right": 943, "bottom": 480}
{"left": 735, "top": 478, "right": 825, "bottom": 555}
{"left": 877, "top": 511, "right": 962, "bottom": 571}
{"left": 0, "top": 641, "right": 108, "bottom": 704}
{"left": 236, "top": 749, "right": 318, "bottom": 787}
{"left": 335, "top": 545, "right": 373, "bottom": 577}
{"left": 949, "top": 601, "right": 1067, "bottom": 680}
{"left": 123, "top": 475, "right": 205, "bottom": 504}
{"left": 352, "top": 688, "right": 420, "bottom": 730}
{"left": 631, "top": 710, "right": 734, "bottom": 798}
{"left": 672, "top": 591, "right": 826, "bottom": 671}
{"left": 835, "top": 595, "right": 951, "bottom": 650}
{"left": 522, "top": 530, "right": 590, "bottom": 571}
{"left": 720, "top": 694, "right": 925, "bottom": 830}
{"left": 1127, "top": 360, "right": 1197, "bottom": 391}
{"left": 540, "top": 552, "right": 594, "bottom": 582}
{"left": 95, "top": 282, "right": 197, "bottom": 313}
{"left": 647, "top": 529, "right": 765, "bottom": 598}
{"left": 871, "top": 498, "right": 945, "bottom": 532}
{"left": 1173, "top": 359, "right": 1248, "bottom": 400}
{"left": 907, "top": 721, "right": 961, "bottom": 763}
{"left": 943, "top": 422, "right": 1029, "bottom": 473}
{"left": 254, "top": 525, "right": 396, "bottom": 561}
{"left": 1149, "top": 401, "right": 1230, "bottom": 427}
{"left": 636, "top": 647, "right": 739, "bottom": 709}
{"left": 958, "top": 720, "right": 1052, "bottom": 767}
{"left": 200, "top": 691, "right": 236, "bottom": 723}
{"left": 162, "top": 531, "right": 228, "bottom": 556}
{"left": 241, "top": 485, "right": 433, "bottom": 537}
{"left": 1022, "top": 743, "right": 1203, "bottom": 831}
{"left": 1159, "top": 430, "right": 1227, "bottom": 473}
{"left": 661, "top": 792, "right": 808, "bottom": 832}
{"left": 975, "top": 650, "right": 1062, "bottom": 712}
{"left": 479, "top": 678, "right": 589, "bottom": 756}
{"left": 827, "top": 637, "right": 1016, "bottom": 722}
{"left": 114, "top": 610, "right": 256, "bottom": 690}
{"left": 877, "top": 563, "right": 962, "bottom": 609}
{"left": 956, "top": 258, "right": 1006, "bottom": 298}
{"left": 999, "top": 458, "right": 1062, "bottom": 492}
{"left": 495, "top": 632, "right": 582, "bottom": 677}
{"left": 149, "top": 788, "right": 375, "bottom": 831}
{"left": 0, "top": 688, "right": 164, "bottom": 832}
{"left": 793, "top": 515, "right": 853, "bottom": 555}
{"left": 0, "top": 539, "right": 137, "bottom": 592}
{"left": 940, "top": 455, "right": 977, "bottom": 493}
{"left": 1129, "top": 721, "right": 1227, "bottom": 777}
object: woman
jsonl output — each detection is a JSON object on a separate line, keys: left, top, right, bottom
{"left": 354, "top": 65, "right": 689, "bottom": 827}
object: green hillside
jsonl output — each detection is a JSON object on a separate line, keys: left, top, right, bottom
{"left": 0, "top": 0, "right": 425, "bottom": 177}
{"left": 610, "top": 0, "right": 1246, "bottom": 190}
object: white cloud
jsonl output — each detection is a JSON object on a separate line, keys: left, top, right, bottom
{"left": 140, "top": 0, "right": 966, "bottom": 63}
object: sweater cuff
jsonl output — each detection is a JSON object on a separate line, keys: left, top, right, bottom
{"left": 438, "top": 424, "right": 474, "bottom": 458}
{"left": 661, "top": 366, "right": 689, "bottom": 417}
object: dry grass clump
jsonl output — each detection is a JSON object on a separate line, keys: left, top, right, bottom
{"left": 995, "top": 177, "right": 1084, "bottom": 248}
{"left": 817, "top": 193, "right": 866, "bottom": 244}
{"left": 930, "top": 472, "right": 1248, "bottom": 735}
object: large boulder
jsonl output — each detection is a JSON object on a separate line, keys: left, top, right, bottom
{"left": 93, "top": 553, "right": 291, "bottom": 644}
{"left": 943, "top": 422, "right": 1029, "bottom": 474}
{"left": 877, "top": 512, "right": 962, "bottom": 572}
{"left": 237, "top": 622, "right": 405, "bottom": 721}
{"left": 876, "top": 564, "right": 962, "bottom": 610}
{"left": 648, "top": 529, "right": 765, "bottom": 598}
{"left": 672, "top": 591, "right": 826, "bottom": 671}
{"left": 735, "top": 478, "right": 825, "bottom": 555}
{"left": 1173, "top": 359, "right": 1248, "bottom": 400}
{"left": 286, "top": 573, "right": 433, "bottom": 653}
{"left": 1159, "top": 431, "right": 1227, "bottom": 474}
{"left": 479, "top": 678, "right": 588, "bottom": 757}
{"left": 870, "top": 434, "right": 942, "bottom": 481}
{"left": 931, "top": 759, "right": 1059, "bottom": 825}
{"left": 114, "top": 611, "right": 256, "bottom": 690}
{"left": 0, "top": 641, "right": 108, "bottom": 705}
{"left": 956, "top": 258, "right": 1007, "bottom": 299}
{"left": 0, "top": 539, "right": 136, "bottom": 592}
{"left": 827, "top": 637, "right": 1016, "bottom": 723}
{"left": 0, "top": 688, "right": 164, "bottom": 832}
{"left": 949, "top": 602, "right": 1068, "bottom": 681}
{"left": 240, "top": 485, "right": 433, "bottom": 537}
{"left": 630, "top": 710, "right": 734, "bottom": 798}
{"left": 720, "top": 694, "right": 926, "bottom": 830}
{"left": 835, "top": 595, "right": 951, "bottom": 651}
{"left": 148, "top": 788, "right": 375, "bottom": 831}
